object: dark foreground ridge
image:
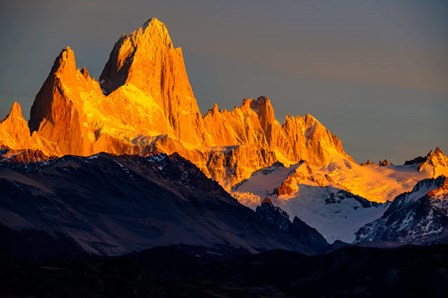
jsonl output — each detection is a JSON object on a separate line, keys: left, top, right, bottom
{"left": 0, "top": 151, "right": 327, "bottom": 256}
{"left": 1, "top": 244, "right": 448, "bottom": 297}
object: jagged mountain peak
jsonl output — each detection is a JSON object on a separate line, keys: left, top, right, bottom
{"left": 50, "top": 46, "right": 77, "bottom": 77}
{"left": 3, "top": 101, "right": 23, "bottom": 122}
{"left": 249, "top": 96, "right": 276, "bottom": 123}
{"left": 419, "top": 147, "right": 448, "bottom": 178}
{"left": 98, "top": 18, "right": 204, "bottom": 144}
{"left": 0, "top": 101, "right": 32, "bottom": 151}
{"left": 0, "top": 101, "right": 29, "bottom": 138}
{"left": 27, "top": 43, "right": 102, "bottom": 155}
{"left": 261, "top": 197, "right": 274, "bottom": 206}
{"left": 355, "top": 176, "right": 448, "bottom": 245}
{"left": 28, "top": 46, "right": 85, "bottom": 133}
{"left": 141, "top": 17, "right": 172, "bottom": 42}
{"left": 304, "top": 113, "right": 317, "bottom": 122}
{"left": 3, "top": 17, "right": 359, "bottom": 188}
{"left": 429, "top": 146, "right": 446, "bottom": 158}
{"left": 142, "top": 17, "right": 162, "bottom": 27}
{"left": 100, "top": 17, "right": 180, "bottom": 95}
{"left": 435, "top": 146, "right": 444, "bottom": 155}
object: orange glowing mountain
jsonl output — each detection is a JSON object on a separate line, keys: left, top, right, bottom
{"left": 1, "top": 18, "right": 447, "bottom": 207}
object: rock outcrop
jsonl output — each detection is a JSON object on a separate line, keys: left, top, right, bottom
{"left": 355, "top": 176, "right": 448, "bottom": 245}
{"left": 0, "top": 102, "right": 59, "bottom": 156}
{"left": 0, "top": 102, "right": 32, "bottom": 149}
{"left": 29, "top": 46, "right": 97, "bottom": 155}
{"left": 419, "top": 147, "right": 448, "bottom": 178}
{"left": 256, "top": 197, "right": 329, "bottom": 249}
{"left": 100, "top": 18, "right": 206, "bottom": 145}
{"left": 256, "top": 197, "right": 291, "bottom": 231}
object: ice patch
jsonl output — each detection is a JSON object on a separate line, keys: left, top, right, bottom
{"left": 149, "top": 154, "right": 166, "bottom": 163}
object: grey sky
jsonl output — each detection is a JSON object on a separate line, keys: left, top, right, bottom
{"left": 0, "top": 0, "right": 447, "bottom": 163}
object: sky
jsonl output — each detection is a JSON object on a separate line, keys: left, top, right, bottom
{"left": 0, "top": 0, "right": 447, "bottom": 163}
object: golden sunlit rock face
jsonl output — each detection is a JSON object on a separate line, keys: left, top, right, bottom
{"left": 100, "top": 19, "right": 205, "bottom": 145}
{"left": 1, "top": 18, "right": 446, "bottom": 201}
{"left": 0, "top": 102, "right": 31, "bottom": 150}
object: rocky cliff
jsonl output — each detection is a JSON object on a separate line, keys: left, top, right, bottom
{"left": 355, "top": 176, "right": 448, "bottom": 245}
{"left": 1, "top": 18, "right": 350, "bottom": 188}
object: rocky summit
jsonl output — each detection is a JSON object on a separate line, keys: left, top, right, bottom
{"left": 1, "top": 18, "right": 350, "bottom": 189}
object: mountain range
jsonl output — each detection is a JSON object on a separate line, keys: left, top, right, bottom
{"left": 1, "top": 18, "right": 448, "bottom": 255}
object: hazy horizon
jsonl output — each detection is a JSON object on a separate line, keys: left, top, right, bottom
{"left": 0, "top": 0, "right": 447, "bottom": 163}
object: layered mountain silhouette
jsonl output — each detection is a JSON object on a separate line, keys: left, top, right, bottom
{"left": 1, "top": 18, "right": 448, "bottom": 248}
{"left": 0, "top": 151, "right": 329, "bottom": 256}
